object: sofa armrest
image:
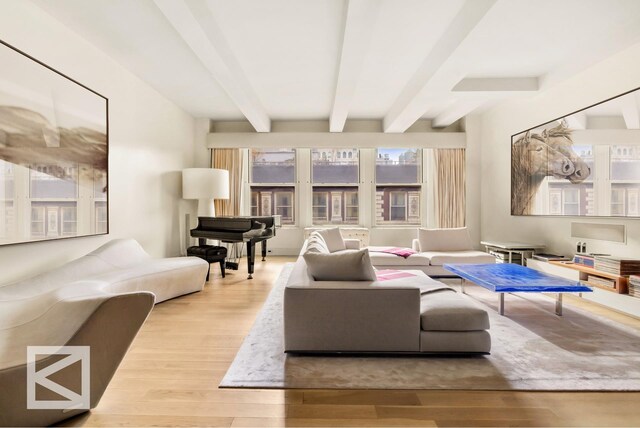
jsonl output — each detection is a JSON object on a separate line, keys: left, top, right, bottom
{"left": 284, "top": 286, "right": 420, "bottom": 352}
{"left": 412, "top": 239, "right": 421, "bottom": 252}
{"left": 344, "top": 239, "right": 361, "bottom": 250}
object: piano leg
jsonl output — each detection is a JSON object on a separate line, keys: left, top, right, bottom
{"left": 246, "top": 240, "right": 256, "bottom": 279}
{"left": 261, "top": 240, "right": 267, "bottom": 261}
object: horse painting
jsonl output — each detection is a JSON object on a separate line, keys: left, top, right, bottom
{"left": 511, "top": 122, "right": 590, "bottom": 215}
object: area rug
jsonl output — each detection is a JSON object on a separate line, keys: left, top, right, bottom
{"left": 220, "top": 263, "right": 640, "bottom": 390}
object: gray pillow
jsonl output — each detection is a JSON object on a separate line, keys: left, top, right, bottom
{"left": 316, "top": 228, "right": 346, "bottom": 252}
{"left": 303, "top": 249, "right": 377, "bottom": 281}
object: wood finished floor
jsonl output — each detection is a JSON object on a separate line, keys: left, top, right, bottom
{"left": 61, "top": 257, "right": 640, "bottom": 427}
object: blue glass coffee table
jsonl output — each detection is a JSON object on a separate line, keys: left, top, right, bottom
{"left": 444, "top": 263, "right": 592, "bottom": 316}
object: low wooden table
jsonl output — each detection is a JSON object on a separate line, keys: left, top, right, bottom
{"left": 444, "top": 263, "right": 592, "bottom": 316}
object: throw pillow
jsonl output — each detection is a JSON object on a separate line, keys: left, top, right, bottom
{"left": 418, "top": 227, "right": 472, "bottom": 252}
{"left": 305, "top": 232, "right": 330, "bottom": 254}
{"left": 316, "top": 228, "right": 346, "bottom": 253}
{"left": 303, "top": 249, "right": 377, "bottom": 281}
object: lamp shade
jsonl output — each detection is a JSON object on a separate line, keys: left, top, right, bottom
{"left": 182, "top": 168, "right": 229, "bottom": 200}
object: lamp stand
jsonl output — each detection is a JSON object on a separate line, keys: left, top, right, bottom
{"left": 197, "top": 199, "right": 216, "bottom": 218}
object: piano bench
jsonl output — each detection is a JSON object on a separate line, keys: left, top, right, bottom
{"left": 187, "top": 245, "right": 227, "bottom": 281}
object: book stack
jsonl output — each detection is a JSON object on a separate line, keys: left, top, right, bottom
{"left": 594, "top": 256, "right": 640, "bottom": 276}
{"left": 573, "top": 253, "right": 595, "bottom": 268}
{"left": 587, "top": 275, "right": 616, "bottom": 289}
{"left": 630, "top": 276, "right": 640, "bottom": 298}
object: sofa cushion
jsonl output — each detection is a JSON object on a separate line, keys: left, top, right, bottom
{"left": 422, "top": 250, "right": 496, "bottom": 266}
{"left": 420, "top": 291, "right": 490, "bottom": 331}
{"left": 303, "top": 249, "right": 377, "bottom": 281}
{"left": 418, "top": 227, "right": 472, "bottom": 252}
{"left": 368, "top": 248, "right": 430, "bottom": 266}
{"left": 316, "top": 228, "right": 346, "bottom": 252}
{"left": 305, "top": 232, "right": 330, "bottom": 254}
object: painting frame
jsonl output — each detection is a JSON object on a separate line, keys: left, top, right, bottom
{"left": 0, "top": 39, "right": 111, "bottom": 247}
{"left": 511, "top": 85, "right": 640, "bottom": 218}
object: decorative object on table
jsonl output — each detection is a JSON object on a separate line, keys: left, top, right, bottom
{"left": 511, "top": 85, "right": 640, "bottom": 217}
{"left": 0, "top": 40, "right": 108, "bottom": 246}
{"left": 182, "top": 168, "right": 229, "bottom": 217}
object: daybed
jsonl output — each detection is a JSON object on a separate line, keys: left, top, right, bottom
{"left": 283, "top": 230, "right": 491, "bottom": 354}
{"left": 368, "top": 227, "right": 496, "bottom": 276}
{"left": 0, "top": 239, "right": 208, "bottom": 427}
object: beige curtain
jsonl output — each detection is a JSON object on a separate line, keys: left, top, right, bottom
{"left": 211, "top": 148, "right": 244, "bottom": 216}
{"left": 434, "top": 148, "right": 466, "bottom": 228}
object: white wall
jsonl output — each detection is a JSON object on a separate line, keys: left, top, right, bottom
{"left": 479, "top": 41, "right": 640, "bottom": 257}
{"left": 0, "top": 1, "right": 197, "bottom": 284}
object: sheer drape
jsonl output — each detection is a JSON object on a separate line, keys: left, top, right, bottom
{"left": 434, "top": 148, "right": 466, "bottom": 228}
{"left": 211, "top": 148, "right": 244, "bottom": 216}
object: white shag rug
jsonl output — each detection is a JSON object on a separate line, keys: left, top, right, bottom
{"left": 220, "top": 263, "right": 640, "bottom": 390}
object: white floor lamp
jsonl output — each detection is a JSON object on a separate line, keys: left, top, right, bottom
{"left": 182, "top": 168, "right": 230, "bottom": 218}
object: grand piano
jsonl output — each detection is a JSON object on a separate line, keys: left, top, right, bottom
{"left": 190, "top": 216, "right": 276, "bottom": 279}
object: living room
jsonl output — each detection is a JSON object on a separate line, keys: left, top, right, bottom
{"left": 1, "top": 0, "right": 640, "bottom": 427}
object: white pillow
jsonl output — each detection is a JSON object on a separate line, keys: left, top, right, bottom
{"left": 305, "top": 232, "right": 330, "bottom": 254}
{"left": 418, "top": 227, "right": 472, "bottom": 252}
{"left": 303, "top": 249, "right": 377, "bottom": 281}
{"left": 316, "top": 228, "right": 346, "bottom": 253}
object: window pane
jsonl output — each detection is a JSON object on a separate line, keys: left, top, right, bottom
{"left": 611, "top": 145, "right": 640, "bottom": 180}
{"left": 376, "top": 186, "right": 420, "bottom": 225}
{"left": 250, "top": 186, "right": 295, "bottom": 225}
{"left": 312, "top": 186, "right": 358, "bottom": 225}
{"left": 30, "top": 164, "right": 78, "bottom": 198}
{"left": 376, "top": 148, "right": 420, "bottom": 183}
{"left": 250, "top": 149, "right": 295, "bottom": 183}
{"left": 312, "top": 149, "right": 358, "bottom": 183}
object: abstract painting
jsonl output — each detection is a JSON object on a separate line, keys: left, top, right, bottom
{"left": 0, "top": 40, "right": 108, "bottom": 245}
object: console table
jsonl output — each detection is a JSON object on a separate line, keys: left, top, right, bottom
{"left": 549, "top": 261, "right": 629, "bottom": 294}
{"left": 481, "top": 240, "right": 545, "bottom": 265}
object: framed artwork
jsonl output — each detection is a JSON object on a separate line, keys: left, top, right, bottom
{"left": 511, "top": 86, "right": 640, "bottom": 217}
{"left": 0, "top": 40, "right": 108, "bottom": 246}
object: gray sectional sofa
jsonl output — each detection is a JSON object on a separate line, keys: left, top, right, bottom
{"left": 283, "top": 231, "right": 491, "bottom": 354}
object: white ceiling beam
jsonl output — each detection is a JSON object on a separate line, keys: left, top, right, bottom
{"left": 330, "top": 0, "right": 381, "bottom": 133}
{"left": 564, "top": 112, "right": 587, "bottom": 130}
{"left": 452, "top": 77, "right": 538, "bottom": 92}
{"left": 620, "top": 92, "right": 640, "bottom": 129}
{"left": 154, "top": 0, "right": 270, "bottom": 132}
{"left": 432, "top": 98, "right": 488, "bottom": 128}
{"left": 383, "top": 0, "right": 497, "bottom": 133}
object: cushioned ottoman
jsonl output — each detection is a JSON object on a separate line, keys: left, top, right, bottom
{"left": 419, "top": 289, "right": 491, "bottom": 353}
{"left": 187, "top": 245, "right": 227, "bottom": 280}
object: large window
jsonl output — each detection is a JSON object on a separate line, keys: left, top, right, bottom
{"left": 250, "top": 149, "right": 296, "bottom": 225}
{"left": 311, "top": 149, "right": 359, "bottom": 225}
{"left": 375, "top": 148, "right": 421, "bottom": 225}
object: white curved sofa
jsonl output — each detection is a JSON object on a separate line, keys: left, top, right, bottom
{"left": 0, "top": 239, "right": 208, "bottom": 427}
